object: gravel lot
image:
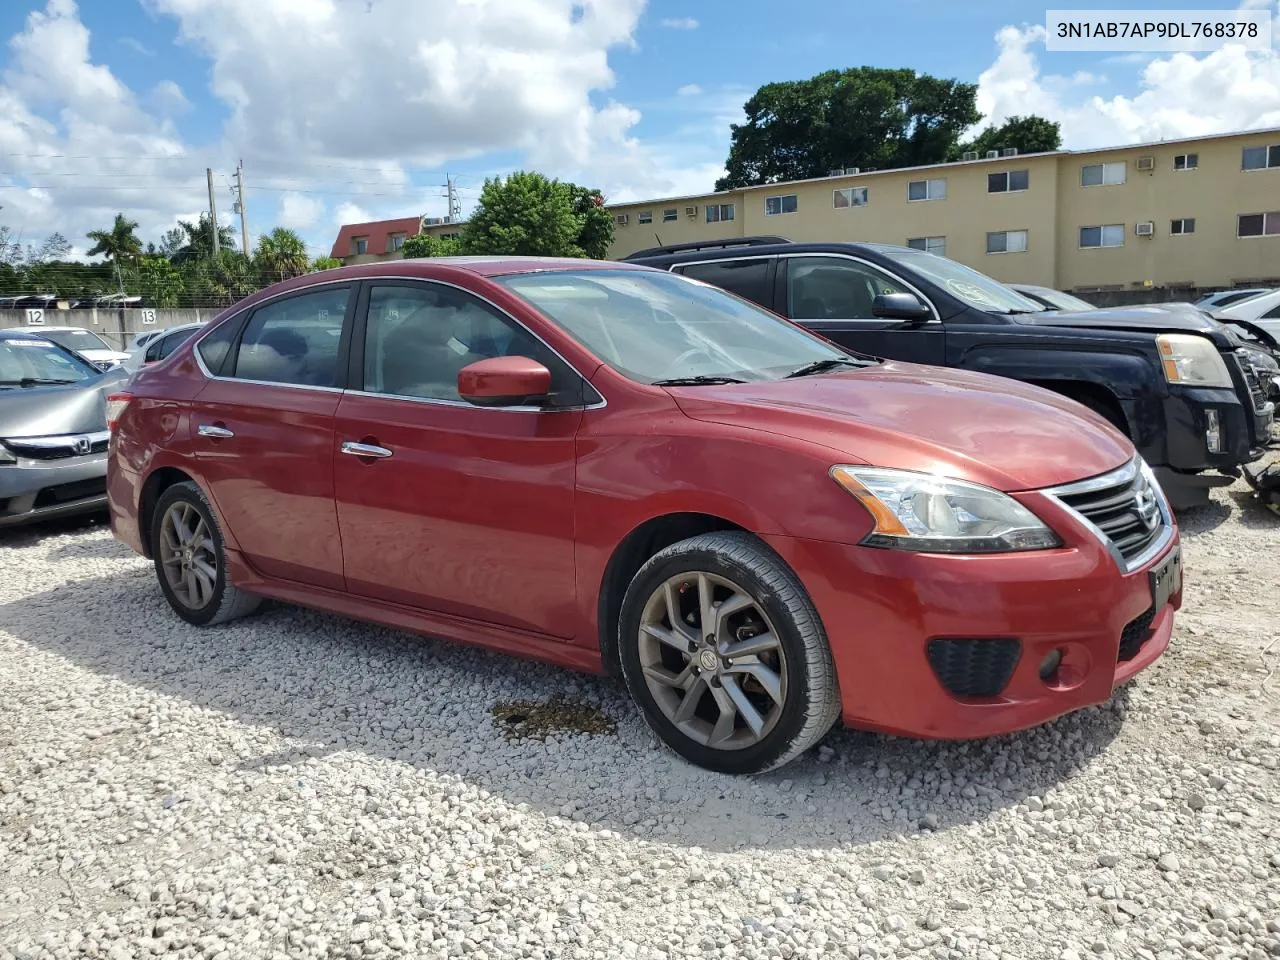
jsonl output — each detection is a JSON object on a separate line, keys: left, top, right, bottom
{"left": 1, "top": 470, "right": 1278, "bottom": 960}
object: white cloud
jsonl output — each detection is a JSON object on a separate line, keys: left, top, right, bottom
{"left": 975, "top": 15, "right": 1280, "bottom": 148}
{"left": 659, "top": 16, "right": 698, "bottom": 30}
{"left": 333, "top": 201, "right": 371, "bottom": 226}
{"left": 278, "top": 192, "right": 324, "bottom": 230}
{"left": 676, "top": 83, "right": 702, "bottom": 97}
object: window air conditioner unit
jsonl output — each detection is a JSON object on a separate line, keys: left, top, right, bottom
{"left": 985, "top": 150, "right": 999, "bottom": 159}
{"left": 1135, "top": 221, "right": 1155, "bottom": 236}
{"left": 828, "top": 169, "right": 845, "bottom": 177}
{"left": 845, "top": 166, "right": 860, "bottom": 175}
{"left": 424, "top": 217, "right": 443, "bottom": 225}
{"left": 1002, "top": 147, "right": 1018, "bottom": 157}
{"left": 615, "top": 214, "right": 629, "bottom": 225}
{"left": 684, "top": 205, "right": 698, "bottom": 217}
{"left": 1136, "top": 155, "right": 1155, "bottom": 171}
{"left": 962, "top": 151, "right": 979, "bottom": 161}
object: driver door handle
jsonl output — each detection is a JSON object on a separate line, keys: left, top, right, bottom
{"left": 341, "top": 441, "right": 393, "bottom": 459}
{"left": 197, "top": 424, "right": 234, "bottom": 439}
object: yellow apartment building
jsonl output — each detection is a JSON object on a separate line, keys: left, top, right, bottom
{"left": 338, "top": 128, "right": 1280, "bottom": 293}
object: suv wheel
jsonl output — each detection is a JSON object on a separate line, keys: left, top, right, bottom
{"left": 617, "top": 531, "right": 840, "bottom": 774}
{"left": 151, "top": 481, "right": 261, "bottom": 626}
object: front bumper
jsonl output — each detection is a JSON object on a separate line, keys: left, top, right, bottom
{"left": 0, "top": 452, "right": 109, "bottom": 527}
{"left": 764, "top": 501, "right": 1180, "bottom": 740}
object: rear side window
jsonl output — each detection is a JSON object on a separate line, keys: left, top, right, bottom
{"left": 677, "top": 258, "right": 773, "bottom": 309}
{"left": 149, "top": 327, "right": 200, "bottom": 362}
{"left": 231, "top": 288, "right": 350, "bottom": 387}
{"left": 196, "top": 319, "right": 241, "bottom": 375}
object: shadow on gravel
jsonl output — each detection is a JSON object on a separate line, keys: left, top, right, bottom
{"left": 2, "top": 567, "right": 1134, "bottom": 854}
{"left": 1174, "top": 501, "right": 1233, "bottom": 536}
{"left": 0, "top": 511, "right": 110, "bottom": 550}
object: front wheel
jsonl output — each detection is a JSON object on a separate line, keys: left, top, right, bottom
{"left": 617, "top": 531, "right": 841, "bottom": 774}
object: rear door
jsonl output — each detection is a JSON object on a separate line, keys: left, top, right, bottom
{"left": 675, "top": 257, "right": 777, "bottom": 310}
{"left": 189, "top": 285, "right": 353, "bottom": 590}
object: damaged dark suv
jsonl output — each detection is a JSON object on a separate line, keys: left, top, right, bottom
{"left": 625, "top": 237, "right": 1276, "bottom": 509}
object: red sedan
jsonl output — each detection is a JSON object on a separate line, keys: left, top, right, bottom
{"left": 106, "top": 258, "right": 1182, "bottom": 774}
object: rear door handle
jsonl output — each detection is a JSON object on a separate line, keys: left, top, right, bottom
{"left": 341, "top": 441, "right": 393, "bottom": 459}
{"left": 197, "top": 424, "right": 234, "bottom": 439}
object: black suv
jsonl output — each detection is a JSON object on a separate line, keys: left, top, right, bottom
{"left": 625, "top": 237, "right": 1276, "bottom": 509}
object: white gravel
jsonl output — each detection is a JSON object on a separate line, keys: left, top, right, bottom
{"left": 1, "top": 470, "right": 1278, "bottom": 960}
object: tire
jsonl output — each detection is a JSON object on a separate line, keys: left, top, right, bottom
{"left": 150, "top": 480, "right": 261, "bottom": 627}
{"left": 617, "top": 531, "right": 840, "bottom": 774}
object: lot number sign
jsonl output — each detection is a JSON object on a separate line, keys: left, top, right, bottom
{"left": 24, "top": 308, "right": 44, "bottom": 325}
{"left": 141, "top": 309, "right": 157, "bottom": 325}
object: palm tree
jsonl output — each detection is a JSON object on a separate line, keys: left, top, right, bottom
{"left": 169, "top": 214, "right": 237, "bottom": 265}
{"left": 86, "top": 214, "right": 143, "bottom": 264}
{"left": 253, "top": 227, "right": 310, "bottom": 282}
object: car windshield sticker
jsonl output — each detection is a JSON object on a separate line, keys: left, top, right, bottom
{"left": 946, "top": 279, "right": 1000, "bottom": 307}
{"left": 6, "top": 340, "right": 55, "bottom": 347}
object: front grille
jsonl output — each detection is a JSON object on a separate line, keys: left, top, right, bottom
{"left": 32, "top": 477, "right": 107, "bottom": 508}
{"left": 2, "top": 436, "right": 109, "bottom": 461}
{"left": 1054, "top": 464, "right": 1164, "bottom": 564}
{"left": 1118, "top": 607, "right": 1155, "bottom": 662}
{"left": 926, "top": 638, "right": 1022, "bottom": 698}
{"left": 1237, "top": 351, "right": 1269, "bottom": 412}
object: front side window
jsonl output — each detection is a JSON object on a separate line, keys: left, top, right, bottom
{"left": 361, "top": 284, "right": 574, "bottom": 403}
{"left": 765, "top": 194, "right": 798, "bottom": 216}
{"left": 907, "top": 179, "right": 947, "bottom": 201}
{"left": 678, "top": 259, "right": 773, "bottom": 308}
{"left": 833, "top": 187, "right": 868, "bottom": 208}
{"left": 494, "top": 269, "right": 861, "bottom": 385}
{"left": 1242, "top": 145, "right": 1280, "bottom": 170}
{"left": 231, "top": 287, "right": 349, "bottom": 387}
{"left": 907, "top": 236, "right": 946, "bottom": 255}
{"left": 1238, "top": 212, "right": 1280, "bottom": 237}
{"left": 706, "top": 203, "right": 736, "bottom": 223}
{"left": 877, "top": 247, "right": 1043, "bottom": 314}
{"left": 987, "top": 230, "right": 1029, "bottom": 254}
{"left": 1081, "top": 161, "right": 1126, "bottom": 186}
{"left": 786, "top": 257, "right": 913, "bottom": 320}
{"left": 0, "top": 337, "right": 96, "bottom": 385}
{"left": 1080, "top": 224, "right": 1126, "bottom": 248}
{"left": 987, "top": 170, "right": 1029, "bottom": 193}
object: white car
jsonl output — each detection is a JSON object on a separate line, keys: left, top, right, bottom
{"left": 1195, "top": 287, "right": 1274, "bottom": 311}
{"left": 30, "top": 326, "right": 130, "bottom": 369}
{"left": 121, "top": 322, "right": 205, "bottom": 374}
{"left": 1216, "top": 289, "right": 1280, "bottom": 338}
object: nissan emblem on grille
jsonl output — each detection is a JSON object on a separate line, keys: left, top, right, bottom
{"left": 1136, "top": 487, "right": 1159, "bottom": 530}
{"left": 72, "top": 436, "right": 91, "bottom": 456}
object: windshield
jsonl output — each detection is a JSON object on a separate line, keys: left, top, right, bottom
{"left": 1036, "top": 288, "right": 1095, "bottom": 312}
{"left": 38, "top": 328, "right": 112, "bottom": 352}
{"left": 494, "top": 269, "right": 864, "bottom": 384}
{"left": 0, "top": 338, "right": 97, "bottom": 385}
{"left": 879, "top": 248, "right": 1044, "bottom": 314}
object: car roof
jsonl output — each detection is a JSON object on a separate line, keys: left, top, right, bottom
{"left": 0, "top": 328, "right": 57, "bottom": 341}
{"left": 626, "top": 240, "right": 913, "bottom": 265}
{"left": 23, "top": 325, "right": 92, "bottom": 332}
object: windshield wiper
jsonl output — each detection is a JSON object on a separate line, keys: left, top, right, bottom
{"left": 0, "top": 377, "right": 80, "bottom": 387}
{"left": 651, "top": 375, "right": 747, "bottom": 386}
{"left": 783, "top": 358, "right": 865, "bottom": 379}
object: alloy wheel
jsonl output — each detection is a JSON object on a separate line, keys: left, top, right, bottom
{"left": 158, "top": 501, "right": 218, "bottom": 610}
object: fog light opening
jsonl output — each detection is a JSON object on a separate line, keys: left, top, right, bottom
{"left": 1205, "top": 409, "right": 1223, "bottom": 454}
{"left": 1039, "top": 648, "right": 1064, "bottom": 683}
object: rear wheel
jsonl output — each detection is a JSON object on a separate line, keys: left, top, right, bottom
{"left": 617, "top": 531, "right": 840, "bottom": 774}
{"left": 151, "top": 481, "right": 260, "bottom": 626}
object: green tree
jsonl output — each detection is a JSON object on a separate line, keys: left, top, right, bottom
{"left": 716, "top": 67, "right": 981, "bottom": 189}
{"left": 954, "top": 115, "right": 1062, "bottom": 160}
{"left": 26, "top": 232, "right": 71, "bottom": 266}
{"left": 156, "top": 227, "right": 185, "bottom": 259}
{"left": 567, "top": 185, "right": 613, "bottom": 260}
{"left": 123, "top": 256, "right": 185, "bottom": 307}
{"left": 312, "top": 256, "right": 342, "bottom": 271}
{"left": 86, "top": 214, "right": 144, "bottom": 265}
{"left": 170, "top": 214, "right": 237, "bottom": 265}
{"left": 401, "top": 233, "right": 462, "bottom": 258}
{"left": 253, "top": 227, "right": 311, "bottom": 282}
{"left": 460, "top": 172, "right": 610, "bottom": 258}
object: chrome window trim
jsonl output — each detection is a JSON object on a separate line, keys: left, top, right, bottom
{"left": 189, "top": 274, "right": 607, "bottom": 412}
{"left": 1042, "top": 457, "right": 1175, "bottom": 574}
{"left": 344, "top": 388, "right": 599, "bottom": 414}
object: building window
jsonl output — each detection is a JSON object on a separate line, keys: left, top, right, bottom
{"left": 1080, "top": 224, "right": 1125, "bottom": 248}
{"left": 987, "top": 170, "right": 1029, "bottom": 193}
{"left": 1237, "top": 212, "right": 1280, "bottom": 237}
{"left": 440, "top": 232, "right": 459, "bottom": 240}
{"left": 1242, "top": 145, "right": 1280, "bottom": 170}
{"left": 706, "top": 203, "right": 735, "bottom": 223}
{"left": 637, "top": 211, "right": 653, "bottom": 224}
{"left": 387, "top": 233, "right": 407, "bottom": 253}
{"left": 662, "top": 208, "right": 678, "bottom": 222}
{"left": 1081, "top": 161, "right": 1126, "bottom": 187}
{"left": 765, "top": 194, "right": 798, "bottom": 216}
{"left": 907, "top": 179, "right": 947, "bottom": 202}
{"left": 352, "top": 236, "right": 369, "bottom": 255}
{"left": 907, "top": 236, "right": 946, "bottom": 255}
{"left": 986, "top": 229, "right": 1028, "bottom": 254}
{"left": 833, "top": 187, "right": 868, "bottom": 208}
{"left": 1173, "top": 153, "right": 1198, "bottom": 171}
{"left": 1170, "top": 218, "right": 1196, "bottom": 235}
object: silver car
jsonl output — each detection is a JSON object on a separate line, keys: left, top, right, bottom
{"left": 0, "top": 329, "right": 129, "bottom": 527}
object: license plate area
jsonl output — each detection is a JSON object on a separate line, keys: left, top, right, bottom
{"left": 1149, "top": 546, "right": 1182, "bottom": 611}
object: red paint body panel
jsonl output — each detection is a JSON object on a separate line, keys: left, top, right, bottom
{"left": 107, "top": 257, "right": 1179, "bottom": 747}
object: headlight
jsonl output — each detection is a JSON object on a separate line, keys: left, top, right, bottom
{"left": 1156, "top": 334, "right": 1233, "bottom": 388}
{"left": 830, "top": 466, "right": 1062, "bottom": 553}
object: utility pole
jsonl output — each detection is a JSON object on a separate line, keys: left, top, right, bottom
{"left": 206, "top": 167, "right": 219, "bottom": 258}
{"left": 234, "top": 160, "right": 250, "bottom": 256}
{"left": 444, "top": 174, "right": 461, "bottom": 223}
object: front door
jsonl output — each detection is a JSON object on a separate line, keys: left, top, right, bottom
{"left": 190, "top": 284, "right": 352, "bottom": 590}
{"left": 333, "top": 281, "right": 582, "bottom": 639}
{"left": 780, "top": 255, "right": 945, "bottom": 366}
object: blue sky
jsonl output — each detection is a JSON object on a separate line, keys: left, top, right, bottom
{"left": 0, "top": 0, "right": 1277, "bottom": 258}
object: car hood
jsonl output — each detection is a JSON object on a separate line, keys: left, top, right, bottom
{"left": 1014, "top": 303, "right": 1223, "bottom": 336}
{"left": 77, "top": 348, "right": 130, "bottom": 363}
{"left": 669, "top": 362, "right": 1134, "bottom": 492}
{"left": 0, "top": 370, "right": 128, "bottom": 438}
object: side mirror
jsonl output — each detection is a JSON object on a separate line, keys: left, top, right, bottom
{"left": 872, "top": 292, "right": 932, "bottom": 322}
{"left": 457, "top": 356, "right": 552, "bottom": 407}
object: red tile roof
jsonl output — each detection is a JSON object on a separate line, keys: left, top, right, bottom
{"left": 330, "top": 216, "right": 424, "bottom": 258}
